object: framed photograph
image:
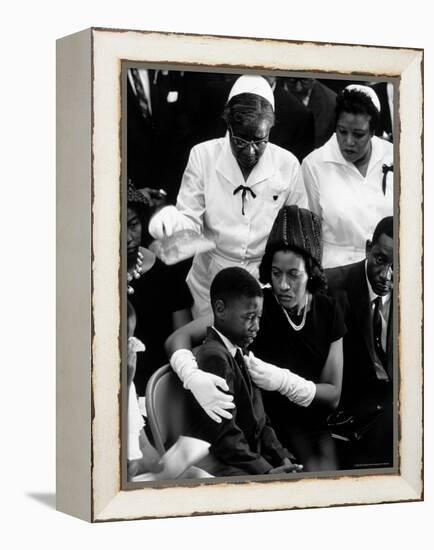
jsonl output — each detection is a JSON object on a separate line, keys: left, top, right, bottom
{"left": 56, "top": 27, "right": 423, "bottom": 522}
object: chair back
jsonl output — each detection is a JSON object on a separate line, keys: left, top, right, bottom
{"left": 145, "top": 364, "right": 198, "bottom": 456}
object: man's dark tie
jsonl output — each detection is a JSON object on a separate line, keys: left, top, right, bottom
{"left": 373, "top": 297, "right": 387, "bottom": 368}
{"left": 130, "top": 68, "right": 151, "bottom": 120}
{"left": 233, "top": 185, "right": 256, "bottom": 215}
{"left": 234, "top": 349, "right": 252, "bottom": 394}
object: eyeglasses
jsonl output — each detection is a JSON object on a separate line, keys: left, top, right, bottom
{"left": 229, "top": 125, "right": 269, "bottom": 150}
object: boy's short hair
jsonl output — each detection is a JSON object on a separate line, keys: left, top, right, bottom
{"left": 210, "top": 267, "right": 263, "bottom": 309}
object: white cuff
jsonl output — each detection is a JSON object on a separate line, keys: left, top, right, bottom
{"left": 170, "top": 348, "right": 198, "bottom": 387}
{"left": 278, "top": 370, "right": 317, "bottom": 407}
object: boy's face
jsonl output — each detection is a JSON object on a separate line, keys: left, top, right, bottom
{"left": 216, "top": 295, "right": 263, "bottom": 349}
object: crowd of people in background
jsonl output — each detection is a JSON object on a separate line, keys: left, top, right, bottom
{"left": 126, "top": 71, "right": 394, "bottom": 480}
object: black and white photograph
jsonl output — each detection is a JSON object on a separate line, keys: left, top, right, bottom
{"left": 124, "top": 67, "right": 396, "bottom": 483}
{"left": 2, "top": 0, "right": 430, "bottom": 541}
{"left": 54, "top": 27, "right": 422, "bottom": 522}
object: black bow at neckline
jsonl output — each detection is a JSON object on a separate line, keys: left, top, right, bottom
{"left": 233, "top": 185, "right": 257, "bottom": 215}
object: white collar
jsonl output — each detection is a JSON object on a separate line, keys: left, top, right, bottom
{"left": 323, "top": 134, "right": 389, "bottom": 174}
{"left": 212, "top": 326, "right": 239, "bottom": 358}
{"left": 216, "top": 134, "right": 275, "bottom": 189}
{"left": 364, "top": 260, "right": 391, "bottom": 306}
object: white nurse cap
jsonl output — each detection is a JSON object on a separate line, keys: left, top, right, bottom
{"left": 227, "top": 75, "right": 275, "bottom": 111}
{"left": 345, "top": 84, "right": 381, "bottom": 113}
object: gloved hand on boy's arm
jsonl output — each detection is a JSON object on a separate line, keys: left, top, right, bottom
{"left": 244, "top": 352, "right": 316, "bottom": 407}
{"left": 268, "top": 457, "right": 303, "bottom": 474}
{"left": 170, "top": 349, "right": 235, "bottom": 424}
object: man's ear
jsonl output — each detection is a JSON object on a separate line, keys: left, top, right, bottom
{"left": 214, "top": 299, "right": 226, "bottom": 319}
{"left": 365, "top": 239, "right": 372, "bottom": 258}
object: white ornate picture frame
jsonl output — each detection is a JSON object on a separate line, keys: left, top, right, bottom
{"left": 56, "top": 28, "right": 423, "bottom": 522}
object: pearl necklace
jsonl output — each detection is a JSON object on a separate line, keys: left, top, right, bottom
{"left": 127, "top": 250, "right": 144, "bottom": 295}
{"left": 279, "top": 294, "right": 309, "bottom": 332}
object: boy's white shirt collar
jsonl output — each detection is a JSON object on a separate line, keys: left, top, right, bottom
{"left": 212, "top": 326, "right": 239, "bottom": 358}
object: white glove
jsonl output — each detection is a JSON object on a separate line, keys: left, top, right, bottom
{"left": 148, "top": 205, "right": 194, "bottom": 240}
{"left": 244, "top": 352, "right": 284, "bottom": 392}
{"left": 170, "top": 349, "right": 235, "bottom": 423}
{"left": 245, "top": 352, "right": 316, "bottom": 407}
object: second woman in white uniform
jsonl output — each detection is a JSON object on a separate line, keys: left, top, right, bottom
{"left": 301, "top": 85, "right": 393, "bottom": 269}
{"left": 149, "top": 75, "right": 307, "bottom": 317}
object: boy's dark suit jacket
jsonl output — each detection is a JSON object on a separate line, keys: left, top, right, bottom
{"left": 192, "top": 328, "right": 291, "bottom": 475}
{"left": 326, "top": 260, "right": 393, "bottom": 418}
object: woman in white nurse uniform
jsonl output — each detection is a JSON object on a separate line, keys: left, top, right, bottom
{"left": 149, "top": 75, "right": 307, "bottom": 317}
{"left": 302, "top": 85, "right": 393, "bottom": 269}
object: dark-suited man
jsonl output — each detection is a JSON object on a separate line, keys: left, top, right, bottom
{"left": 127, "top": 68, "right": 157, "bottom": 188}
{"left": 267, "top": 77, "right": 315, "bottom": 162}
{"left": 326, "top": 217, "right": 394, "bottom": 468}
{"left": 285, "top": 77, "right": 337, "bottom": 149}
{"left": 127, "top": 68, "right": 187, "bottom": 202}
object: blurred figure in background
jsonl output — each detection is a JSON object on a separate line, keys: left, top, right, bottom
{"left": 265, "top": 76, "right": 315, "bottom": 162}
{"left": 371, "top": 81, "right": 394, "bottom": 142}
{"left": 127, "top": 67, "right": 187, "bottom": 203}
{"left": 285, "top": 77, "right": 337, "bottom": 149}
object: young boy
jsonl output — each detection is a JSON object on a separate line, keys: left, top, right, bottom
{"left": 193, "top": 267, "right": 301, "bottom": 477}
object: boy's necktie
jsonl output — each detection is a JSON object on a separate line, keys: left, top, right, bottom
{"left": 234, "top": 349, "right": 253, "bottom": 394}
